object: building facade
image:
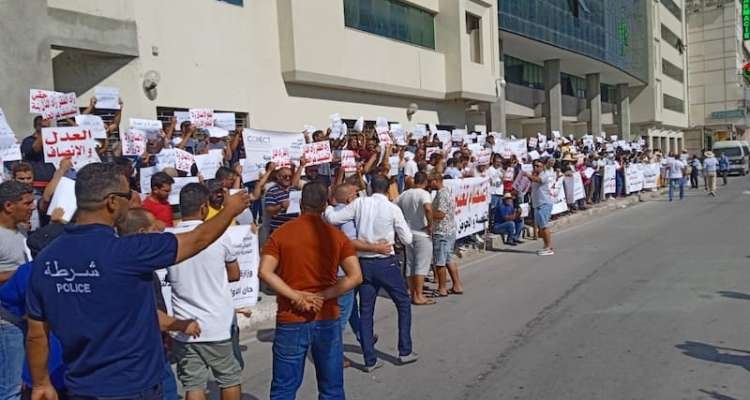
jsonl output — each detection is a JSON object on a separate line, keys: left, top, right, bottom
{"left": 1, "top": 0, "right": 688, "bottom": 154}
{"left": 499, "top": 0, "right": 687, "bottom": 152}
{"left": 685, "top": 0, "right": 750, "bottom": 154}
{"left": 1, "top": 0, "right": 501, "bottom": 136}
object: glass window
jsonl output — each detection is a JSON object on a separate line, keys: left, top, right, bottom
{"left": 660, "top": 24, "right": 683, "bottom": 52}
{"left": 344, "top": 0, "right": 436, "bottom": 49}
{"left": 714, "top": 147, "right": 741, "bottom": 157}
{"left": 662, "top": 59, "right": 684, "bottom": 83}
{"left": 663, "top": 93, "right": 684, "bottom": 113}
{"left": 504, "top": 55, "right": 545, "bottom": 90}
{"left": 217, "top": 0, "right": 243, "bottom": 5}
{"left": 660, "top": 0, "right": 682, "bottom": 22}
{"left": 466, "top": 13, "right": 483, "bottom": 64}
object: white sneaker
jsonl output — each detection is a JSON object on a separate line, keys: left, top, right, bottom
{"left": 537, "top": 249, "right": 555, "bottom": 256}
{"left": 473, "top": 234, "right": 485, "bottom": 244}
{"left": 398, "top": 352, "right": 419, "bottom": 365}
{"left": 363, "top": 360, "right": 384, "bottom": 373}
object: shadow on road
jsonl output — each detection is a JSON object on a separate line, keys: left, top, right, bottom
{"left": 493, "top": 248, "right": 538, "bottom": 255}
{"left": 676, "top": 341, "right": 750, "bottom": 371}
{"left": 698, "top": 389, "right": 738, "bottom": 400}
{"left": 717, "top": 291, "right": 750, "bottom": 301}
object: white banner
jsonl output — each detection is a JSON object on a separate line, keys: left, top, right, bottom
{"left": 564, "top": 172, "right": 586, "bottom": 202}
{"left": 642, "top": 163, "right": 660, "bottom": 189}
{"left": 603, "top": 165, "right": 616, "bottom": 195}
{"left": 226, "top": 225, "right": 260, "bottom": 308}
{"left": 242, "top": 128, "right": 305, "bottom": 169}
{"left": 626, "top": 164, "right": 644, "bottom": 193}
{"left": 443, "top": 177, "right": 490, "bottom": 239}
{"left": 214, "top": 112, "right": 236, "bottom": 131}
{"left": 30, "top": 90, "right": 79, "bottom": 120}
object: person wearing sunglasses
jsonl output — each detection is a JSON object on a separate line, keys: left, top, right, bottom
{"left": 264, "top": 159, "right": 305, "bottom": 234}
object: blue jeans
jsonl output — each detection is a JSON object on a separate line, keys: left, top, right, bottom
{"left": 592, "top": 174, "right": 602, "bottom": 203}
{"left": 162, "top": 362, "right": 178, "bottom": 400}
{"left": 615, "top": 172, "right": 625, "bottom": 197}
{"left": 0, "top": 318, "right": 24, "bottom": 400}
{"left": 669, "top": 178, "right": 684, "bottom": 201}
{"left": 492, "top": 220, "right": 523, "bottom": 242}
{"left": 358, "top": 256, "right": 412, "bottom": 367}
{"left": 337, "top": 289, "right": 360, "bottom": 342}
{"left": 68, "top": 384, "right": 163, "bottom": 400}
{"left": 270, "top": 320, "right": 343, "bottom": 400}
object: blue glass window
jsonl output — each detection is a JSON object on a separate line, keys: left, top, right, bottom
{"left": 344, "top": 0, "right": 436, "bottom": 49}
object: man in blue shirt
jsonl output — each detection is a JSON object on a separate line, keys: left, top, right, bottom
{"left": 492, "top": 193, "right": 525, "bottom": 246}
{"left": 25, "top": 162, "right": 250, "bottom": 400}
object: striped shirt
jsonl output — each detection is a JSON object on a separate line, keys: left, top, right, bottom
{"left": 264, "top": 185, "right": 298, "bottom": 232}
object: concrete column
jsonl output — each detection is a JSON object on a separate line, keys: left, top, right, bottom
{"left": 615, "top": 83, "right": 631, "bottom": 141}
{"left": 648, "top": 135, "right": 654, "bottom": 150}
{"left": 488, "top": 39, "right": 507, "bottom": 134}
{"left": 664, "top": 137, "right": 671, "bottom": 154}
{"left": 586, "top": 73, "right": 602, "bottom": 136}
{"left": 0, "top": 0, "right": 54, "bottom": 136}
{"left": 543, "top": 59, "right": 563, "bottom": 135}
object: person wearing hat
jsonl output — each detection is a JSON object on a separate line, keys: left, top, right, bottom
{"left": 492, "top": 193, "right": 524, "bottom": 246}
{"left": 703, "top": 151, "right": 719, "bottom": 196}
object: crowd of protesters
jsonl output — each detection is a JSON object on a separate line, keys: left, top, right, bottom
{"left": 0, "top": 94, "right": 737, "bottom": 400}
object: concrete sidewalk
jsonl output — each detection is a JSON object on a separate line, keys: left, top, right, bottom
{"left": 237, "top": 189, "right": 665, "bottom": 331}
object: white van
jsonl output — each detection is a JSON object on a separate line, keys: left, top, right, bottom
{"left": 712, "top": 140, "right": 750, "bottom": 175}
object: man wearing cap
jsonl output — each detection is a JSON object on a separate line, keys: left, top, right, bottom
{"left": 703, "top": 151, "right": 719, "bottom": 196}
{"left": 492, "top": 193, "right": 525, "bottom": 246}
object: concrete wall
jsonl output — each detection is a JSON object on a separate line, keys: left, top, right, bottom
{"left": 0, "top": 0, "right": 54, "bottom": 135}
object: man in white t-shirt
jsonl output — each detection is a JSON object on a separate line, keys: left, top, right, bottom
{"left": 395, "top": 172, "right": 434, "bottom": 305}
{"left": 666, "top": 153, "right": 686, "bottom": 201}
{"left": 165, "top": 183, "right": 242, "bottom": 399}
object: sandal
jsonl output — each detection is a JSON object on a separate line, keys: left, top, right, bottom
{"left": 412, "top": 299, "right": 437, "bottom": 306}
{"left": 448, "top": 289, "right": 464, "bottom": 295}
{"left": 427, "top": 290, "right": 449, "bottom": 298}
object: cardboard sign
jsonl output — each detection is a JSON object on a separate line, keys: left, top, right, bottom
{"left": 194, "top": 152, "right": 223, "bottom": 180}
{"left": 168, "top": 177, "right": 200, "bottom": 205}
{"left": 47, "top": 177, "right": 77, "bottom": 222}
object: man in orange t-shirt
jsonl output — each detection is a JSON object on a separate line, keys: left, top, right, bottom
{"left": 259, "top": 182, "right": 362, "bottom": 400}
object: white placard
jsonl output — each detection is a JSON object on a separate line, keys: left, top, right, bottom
{"left": 302, "top": 141, "right": 333, "bottom": 166}
{"left": 242, "top": 128, "right": 305, "bottom": 170}
{"left": 174, "top": 148, "right": 195, "bottom": 173}
{"left": 140, "top": 166, "right": 157, "bottom": 194}
{"left": 206, "top": 126, "right": 229, "bottom": 138}
{"left": 388, "top": 156, "right": 400, "bottom": 177}
{"left": 286, "top": 190, "right": 301, "bottom": 214}
{"left": 443, "top": 177, "right": 490, "bottom": 239}
{"left": 564, "top": 172, "right": 586, "bottom": 201}
{"left": 174, "top": 112, "right": 190, "bottom": 131}
{"left": 194, "top": 152, "right": 223, "bottom": 180}
{"left": 0, "top": 108, "right": 13, "bottom": 137}
{"left": 121, "top": 129, "right": 147, "bottom": 157}
{"left": 75, "top": 115, "right": 107, "bottom": 139}
{"left": 168, "top": 177, "right": 200, "bottom": 205}
{"left": 239, "top": 158, "right": 261, "bottom": 183}
{"left": 226, "top": 225, "right": 260, "bottom": 307}
{"left": 189, "top": 108, "right": 214, "bottom": 129}
{"left": 341, "top": 150, "right": 357, "bottom": 173}
{"left": 94, "top": 86, "right": 120, "bottom": 109}
{"left": 47, "top": 177, "right": 77, "bottom": 222}
{"left": 42, "top": 127, "right": 98, "bottom": 166}
{"left": 603, "top": 165, "right": 616, "bottom": 195}
{"left": 214, "top": 113, "right": 236, "bottom": 131}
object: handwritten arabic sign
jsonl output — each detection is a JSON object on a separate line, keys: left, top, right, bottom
{"left": 189, "top": 108, "right": 214, "bottom": 129}
{"left": 42, "top": 127, "right": 97, "bottom": 167}
{"left": 121, "top": 129, "right": 147, "bottom": 157}
{"left": 443, "top": 177, "right": 490, "bottom": 239}
{"left": 227, "top": 225, "right": 261, "bottom": 307}
{"left": 302, "top": 141, "right": 332, "bottom": 166}
{"left": 30, "top": 89, "right": 79, "bottom": 120}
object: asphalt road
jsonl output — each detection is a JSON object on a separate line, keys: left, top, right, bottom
{"left": 231, "top": 175, "right": 750, "bottom": 400}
